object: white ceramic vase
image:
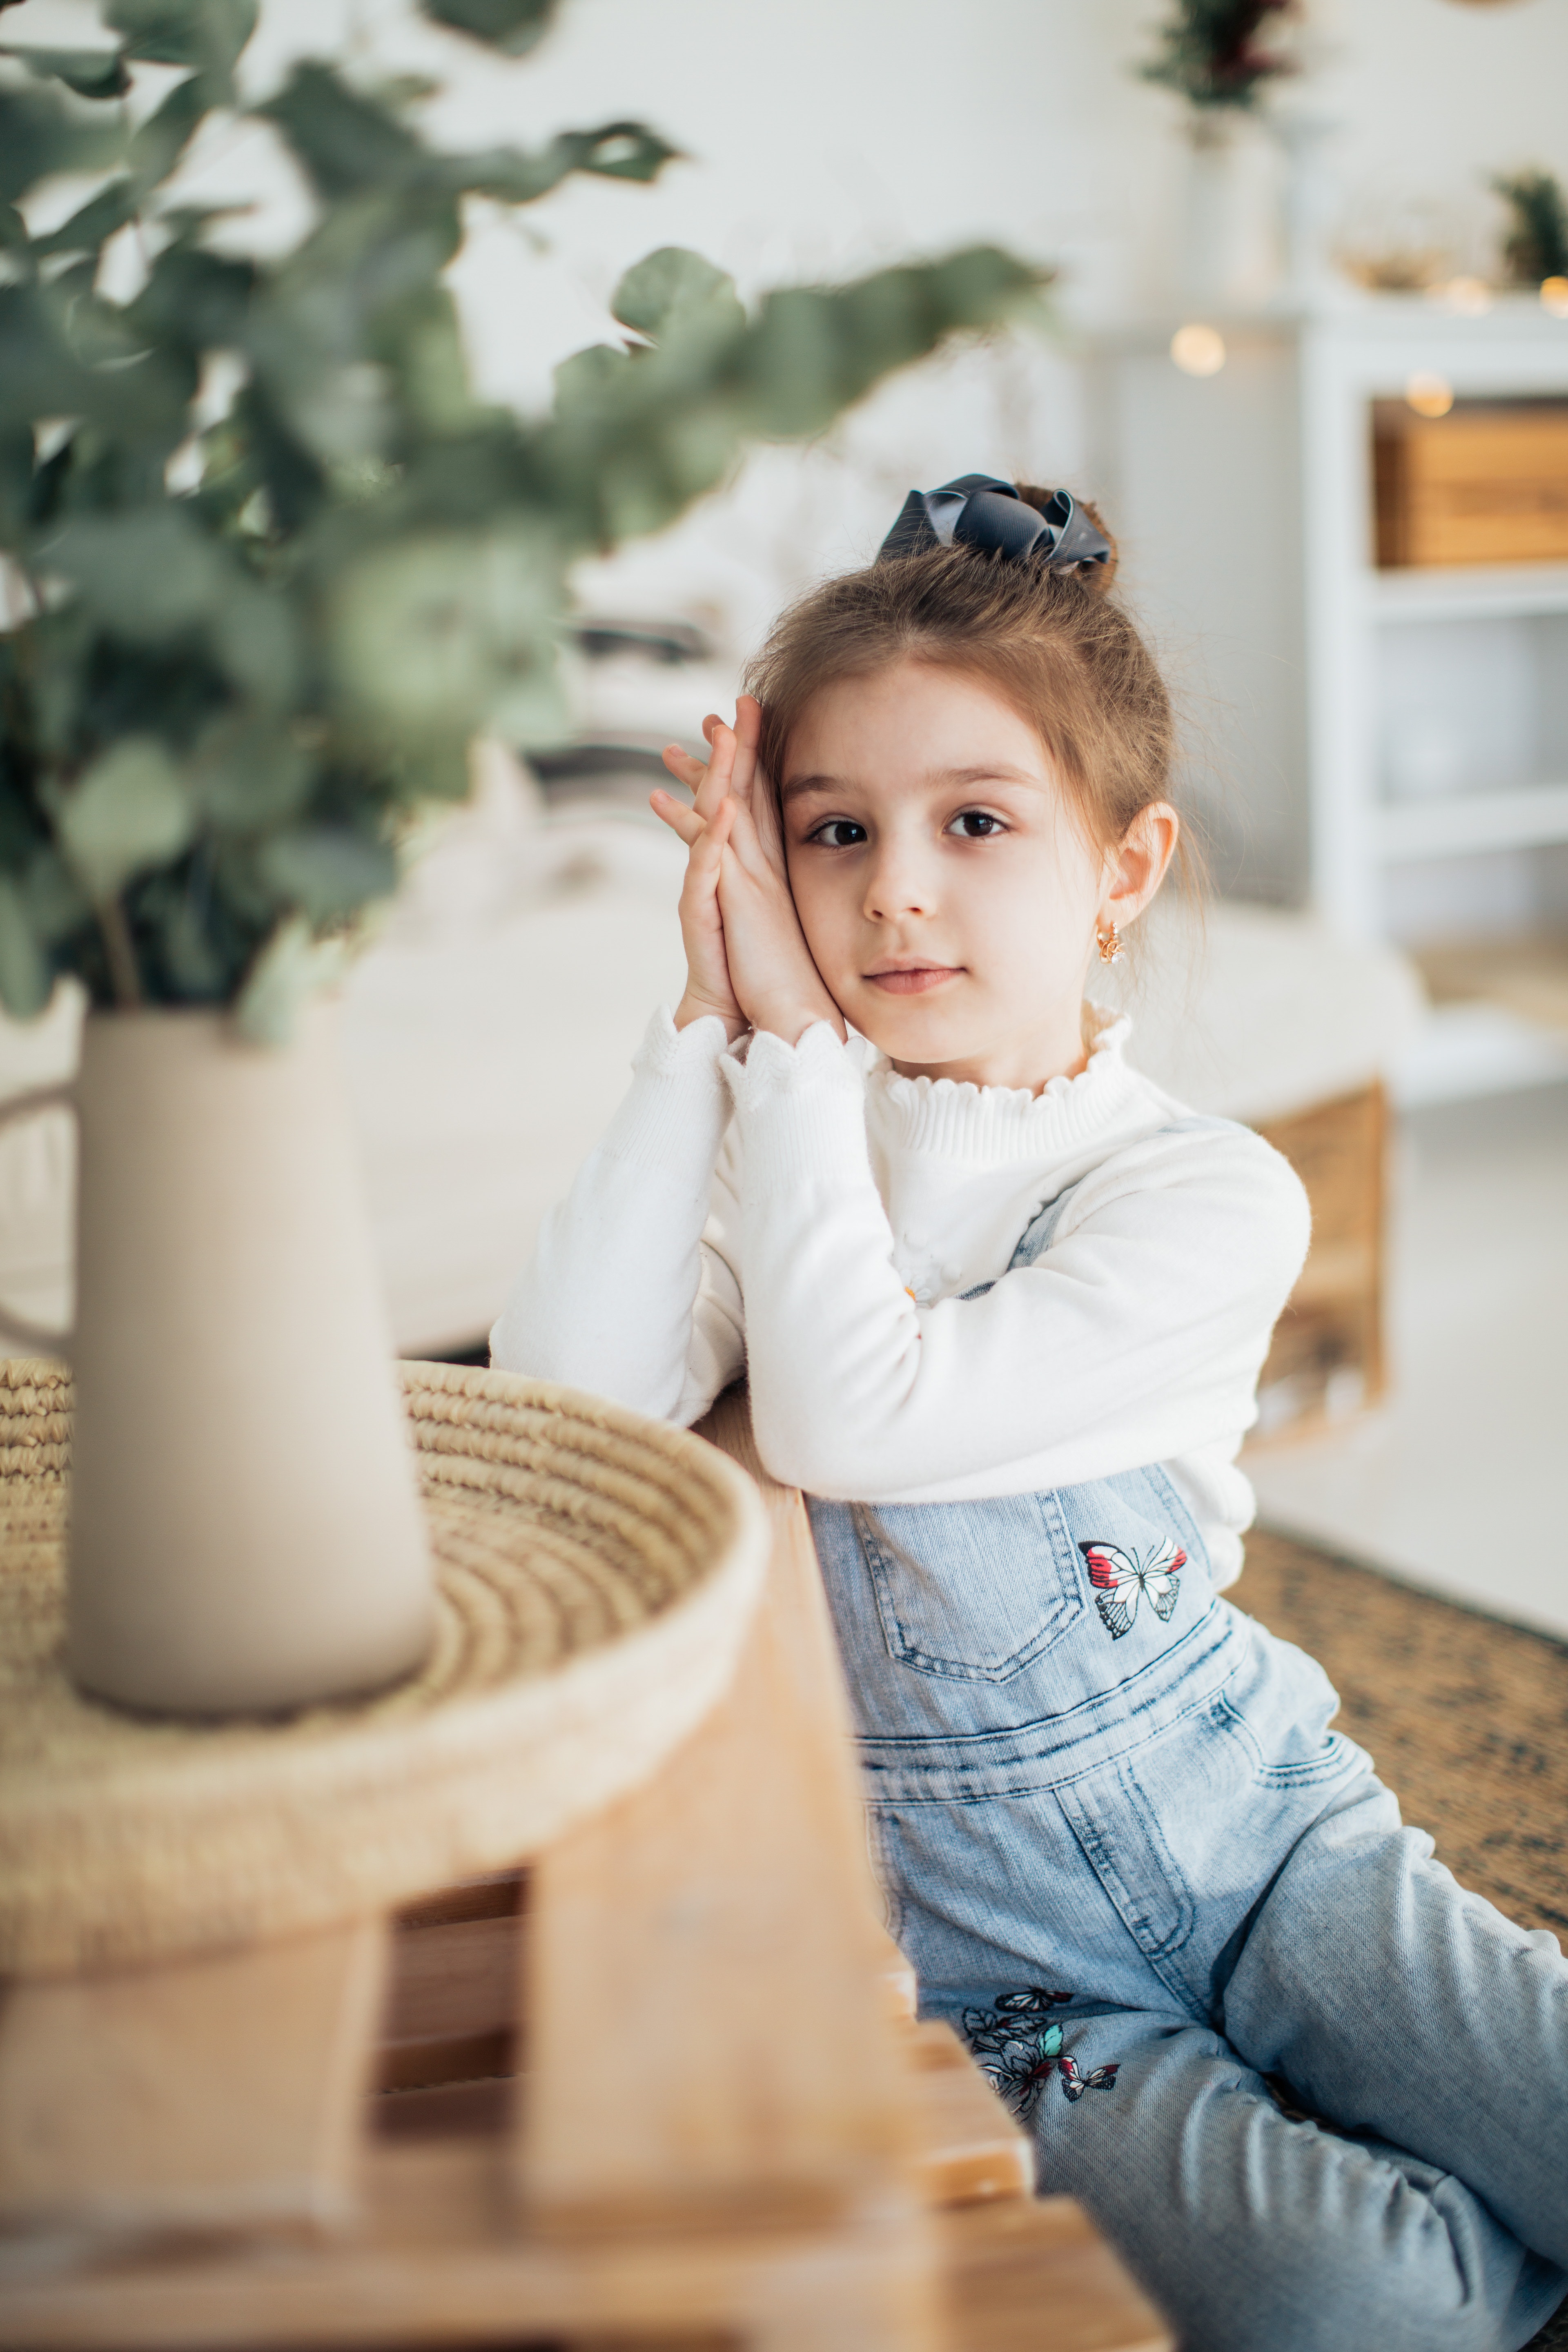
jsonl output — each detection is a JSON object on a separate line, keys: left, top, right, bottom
{"left": 1180, "top": 113, "right": 1275, "bottom": 310}
{"left": 0, "top": 1002, "right": 435, "bottom": 1715}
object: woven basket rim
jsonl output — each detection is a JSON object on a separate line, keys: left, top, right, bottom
{"left": 0, "top": 1360, "right": 768, "bottom": 1974}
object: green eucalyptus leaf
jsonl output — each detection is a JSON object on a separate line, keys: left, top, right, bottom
{"left": 261, "top": 68, "right": 673, "bottom": 209}
{"left": 141, "top": 871, "right": 230, "bottom": 998}
{"left": 0, "top": 284, "right": 95, "bottom": 430}
{"left": 228, "top": 382, "right": 327, "bottom": 532}
{"left": 563, "top": 122, "right": 676, "bottom": 185}
{"left": 130, "top": 246, "right": 254, "bottom": 351}
{"left": 259, "top": 64, "right": 425, "bottom": 200}
{"left": 417, "top": 0, "right": 559, "bottom": 56}
{"left": 0, "top": 423, "right": 31, "bottom": 543}
{"left": 189, "top": 713, "right": 311, "bottom": 830}
{"left": 383, "top": 731, "right": 470, "bottom": 802}
{"left": 18, "top": 844, "right": 91, "bottom": 945}
{"left": 742, "top": 247, "right": 1045, "bottom": 436}
{"left": 58, "top": 735, "right": 192, "bottom": 899}
{"left": 368, "top": 283, "right": 476, "bottom": 432}
{"left": 208, "top": 584, "right": 300, "bottom": 708}
{"left": 105, "top": 0, "right": 256, "bottom": 94}
{"left": 0, "top": 874, "right": 52, "bottom": 1018}
{"left": 1, "top": 45, "right": 131, "bottom": 100}
{"left": 127, "top": 71, "right": 210, "bottom": 192}
{"left": 463, "top": 122, "right": 677, "bottom": 203}
{"left": 488, "top": 653, "right": 568, "bottom": 748}
{"left": 0, "top": 85, "right": 127, "bottom": 203}
{"left": 31, "top": 178, "right": 137, "bottom": 260}
{"left": 256, "top": 824, "right": 396, "bottom": 921}
{"left": 233, "top": 914, "right": 350, "bottom": 1044}
{"left": 46, "top": 508, "right": 227, "bottom": 640}
{"left": 325, "top": 523, "right": 561, "bottom": 740}
{"left": 611, "top": 247, "right": 740, "bottom": 340}
{"left": 549, "top": 341, "right": 627, "bottom": 414}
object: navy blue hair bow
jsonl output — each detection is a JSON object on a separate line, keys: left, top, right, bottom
{"left": 876, "top": 473, "right": 1111, "bottom": 574}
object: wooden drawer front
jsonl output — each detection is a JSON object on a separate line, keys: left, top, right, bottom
{"left": 1374, "top": 405, "right": 1568, "bottom": 567}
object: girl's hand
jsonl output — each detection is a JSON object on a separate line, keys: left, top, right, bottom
{"left": 649, "top": 701, "right": 748, "bottom": 1037}
{"left": 655, "top": 696, "right": 845, "bottom": 1047}
{"left": 651, "top": 795, "right": 746, "bottom": 1042}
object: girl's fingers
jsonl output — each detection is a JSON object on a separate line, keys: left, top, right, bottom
{"left": 651, "top": 786, "right": 737, "bottom": 861}
{"left": 649, "top": 785, "right": 706, "bottom": 846}
{"left": 694, "top": 723, "right": 737, "bottom": 820}
{"left": 728, "top": 695, "right": 762, "bottom": 807}
{"left": 726, "top": 787, "right": 783, "bottom": 879}
{"left": 660, "top": 744, "right": 707, "bottom": 795}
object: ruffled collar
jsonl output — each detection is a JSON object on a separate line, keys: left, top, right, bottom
{"left": 859, "top": 1000, "right": 1138, "bottom": 1163}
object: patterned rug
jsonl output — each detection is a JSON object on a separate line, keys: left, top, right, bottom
{"left": 1234, "top": 1528, "right": 1568, "bottom": 2345}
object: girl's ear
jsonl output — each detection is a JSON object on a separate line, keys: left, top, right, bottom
{"left": 1102, "top": 802, "right": 1178, "bottom": 930}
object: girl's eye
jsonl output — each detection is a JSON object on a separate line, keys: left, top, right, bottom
{"left": 808, "top": 819, "right": 868, "bottom": 848}
{"left": 947, "top": 809, "right": 1007, "bottom": 839}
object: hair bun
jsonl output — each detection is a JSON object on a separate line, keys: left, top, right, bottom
{"left": 1014, "top": 484, "right": 1119, "bottom": 593}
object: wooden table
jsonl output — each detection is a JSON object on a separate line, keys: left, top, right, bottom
{"left": 0, "top": 1394, "right": 1170, "bottom": 2352}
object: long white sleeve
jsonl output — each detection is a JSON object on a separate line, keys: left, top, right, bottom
{"left": 489, "top": 1007, "right": 745, "bottom": 1422}
{"left": 724, "top": 1024, "right": 1310, "bottom": 1504}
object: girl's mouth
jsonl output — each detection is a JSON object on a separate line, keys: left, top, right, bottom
{"left": 864, "top": 965, "right": 962, "bottom": 996}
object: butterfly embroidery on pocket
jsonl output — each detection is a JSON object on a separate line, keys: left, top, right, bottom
{"left": 1058, "top": 2052, "right": 1121, "bottom": 2101}
{"left": 1078, "top": 1535, "right": 1186, "bottom": 1639}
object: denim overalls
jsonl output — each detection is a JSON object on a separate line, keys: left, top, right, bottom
{"left": 805, "top": 1152, "right": 1568, "bottom": 2352}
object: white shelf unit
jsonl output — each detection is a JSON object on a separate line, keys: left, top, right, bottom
{"left": 1083, "top": 294, "right": 1568, "bottom": 1098}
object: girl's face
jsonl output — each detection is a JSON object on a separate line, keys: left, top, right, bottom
{"left": 780, "top": 659, "right": 1172, "bottom": 1094}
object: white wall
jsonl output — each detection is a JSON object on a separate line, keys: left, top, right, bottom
{"left": 410, "top": 0, "right": 1568, "bottom": 638}
{"left": 14, "top": 0, "right": 1568, "bottom": 655}
{"left": 356, "top": 0, "right": 1568, "bottom": 385}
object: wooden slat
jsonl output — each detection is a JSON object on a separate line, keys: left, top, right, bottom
{"left": 0, "top": 2138, "right": 929, "bottom": 2350}
{"left": 516, "top": 1388, "right": 923, "bottom": 2237}
{"left": 0, "top": 2141, "right": 1168, "bottom": 2351}
{"left": 0, "top": 1918, "right": 385, "bottom": 2247}
{"left": 875, "top": 1926, "right": 919, "bottom": 2022}
{"left": 936, "top": 2196, "right": 1174, "bottom": 2352}
{"left": 381, "top": 1911, "right": 521, "bottom": 2052}
{"left": 392, "top": 1871, "right": 525, "bottom": 1931}
{"left": 905, "top": 2024, "right": 1034, "bottom": 2208}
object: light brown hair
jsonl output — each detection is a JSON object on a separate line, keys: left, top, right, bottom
{"left": 746, "top": 485, "right": 1196, "bottom": 890}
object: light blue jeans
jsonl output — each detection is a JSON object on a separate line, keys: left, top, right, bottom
{"left": 807, "top": 1300, "right": 1568, "bottom": 2352}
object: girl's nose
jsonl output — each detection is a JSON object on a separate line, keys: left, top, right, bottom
{"left": 862, "top": 838, "right": 934, "bottom": 923}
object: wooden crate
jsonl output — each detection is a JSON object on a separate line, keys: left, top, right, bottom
{"left": 1252, "top": 1084, "right": 1388, "bottom": 1441}
{"left": 0, "top": 1394, "right": 1170, "bottom": 2352}
{"left": 1373, "top": 399, "right": 1568, "bottom": 568}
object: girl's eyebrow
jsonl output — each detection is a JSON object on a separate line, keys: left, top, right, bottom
{"left": 781, "top": 763, "right": 1043, "bottom": 803}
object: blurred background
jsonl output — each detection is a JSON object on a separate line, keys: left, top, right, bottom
{"left": 5, "top": 0, "right": 1568, "bottom": 1632}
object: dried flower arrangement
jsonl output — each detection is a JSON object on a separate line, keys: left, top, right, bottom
{"left": 1138, "top": 0, "right": 1297, "bottom": 112}
{"left": 1491, "top": 169, "right": 1568, "bottom": 288}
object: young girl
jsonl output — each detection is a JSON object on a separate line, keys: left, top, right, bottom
{"left": 491, "top": 474, "right": 1568, "bottom": 2352}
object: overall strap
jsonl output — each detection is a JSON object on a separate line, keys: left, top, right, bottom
{"left": 960, "top": 1114, "right": 1238, "bottom": 1298}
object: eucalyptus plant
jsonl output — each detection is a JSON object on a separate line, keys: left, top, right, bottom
{"left": 0, "top": 0, "right": 1042, "bottom": 1033}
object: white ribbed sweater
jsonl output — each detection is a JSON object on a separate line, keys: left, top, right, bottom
{"left": 490, "top": 1004, "right": 1311, "bottom": 1589}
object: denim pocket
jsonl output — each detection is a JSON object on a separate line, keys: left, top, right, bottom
{"left": 853, "top": 1490, "right": 1086, "bottom": 1683}
{"left": 1212, "top": 1684, "right": 1359, "bottom": 1788}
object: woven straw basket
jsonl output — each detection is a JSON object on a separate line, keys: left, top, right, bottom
{"left": 0, "top": 1359, "right": 768, "bottom": 1977}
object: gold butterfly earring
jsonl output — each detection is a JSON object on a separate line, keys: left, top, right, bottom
{"left": 1095, "top": 920, "right": 1124, "bottom": 965}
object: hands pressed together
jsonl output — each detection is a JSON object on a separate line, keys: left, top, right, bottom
{"left": 652, "top": 696, "right": 846, "bottom": 1048}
